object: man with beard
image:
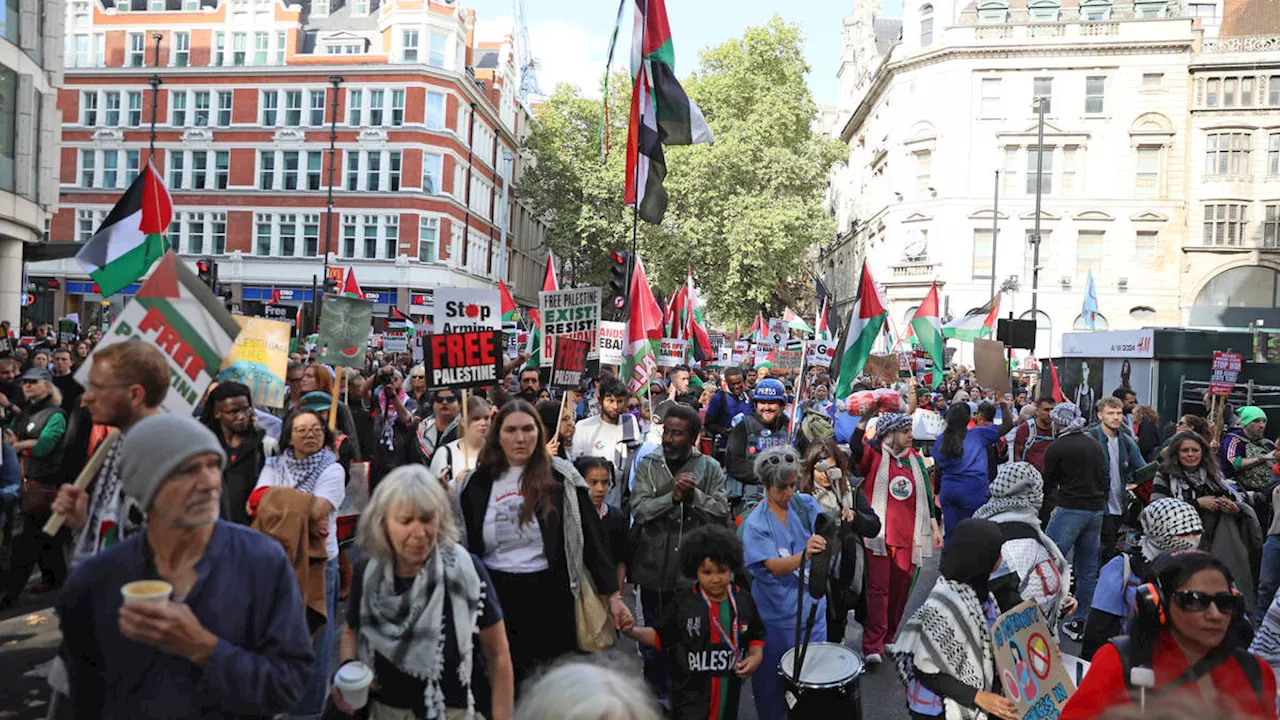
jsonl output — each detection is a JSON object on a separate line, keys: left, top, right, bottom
{"left": 413, "top": 388, "right": 460, "bottom": 466}
{"left": 725, "top": 378, "right": 791, "bottom": 513}
{"left": 57, "top": 414, "right": 314, "bottom": 718}
{"left": 51, "top": 349, "right": 84, "bottom": 414}
{"left": 517, "top": 366, "right": 542, "bottom": 403}
{"left": 572, "top": 377, "right": 643, "bottom": 508}
{"left": 200, "top": 382, "right": 276, "bottom": 526}
{"left": 0, "top": 356, "right": 23, "bottom": 426}
{"left": 630, "top": 403, "right": 730, "bottom": 702}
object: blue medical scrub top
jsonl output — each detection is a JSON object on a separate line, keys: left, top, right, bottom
{"left": 742, "top": 493, "right": 828, "bottom": 634}
{"left": 932, "top": 424, "right": 1003, "bottom": 508}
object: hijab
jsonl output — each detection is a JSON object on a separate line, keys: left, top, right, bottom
{"left": 940, "top": 518, "right": 1004, "bottom": 600}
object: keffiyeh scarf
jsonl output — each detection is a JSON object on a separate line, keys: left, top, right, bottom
{"left": 1156, "top": 464, "right": 1235, "bottom": 505}
{"left": 266, "top": 447, "right": 337, "bottom": 494}
{"left": 1049, "top": 402, "right": 1085, "bottom": 435}
{"left": 892, "top": 578, "right": 995, "bottom": 720}
{"left": 1139, "top": 497, "right": 1204, "bottom": 562}
{"left": 868, "top": 443, "right": 934, "bottom": 565}
{"left": 876, "top": 412, "right": 913, "bottom": 439}
{"left": 358, "top": 543, "right": 484, "bottom": 719}
{"left": 73, "top": 436, "right": 143, "bottom": 562}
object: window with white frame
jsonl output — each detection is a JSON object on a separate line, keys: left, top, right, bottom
{"left": 126, "top": 150, "right": 141, "bottom": 185}
{"left": 469, "top": 175, "right": 493, "bottom": 218}
{"left": 1134, "top": 230, "right": 1158, "bottom": 260}
{"left": 261, "top": 90, "right": 279, "bottom": 126}
{"left": 173, "top": 32, "right": 190, "bottom": 67}
{"left": 915, "top": 151, "right": 931, "bottom": 194}
{"left": 1207, "top": 78, "right": 1220, "bottom": 107}
{"left": 275, "top": 32, "right": 286, "bottom": 64}
{"left": 255, "top": 213, "right": 272, "bottom": 255}
{"left": 389, "top": 151, "right": 402, "bottom": 191}
{"left": 346, "top": 152, "right": 359, "bottom": 191}
{"left": 1085, "top": 76, "right": 1105, "bottom": 114}
{"left": 972, "top": 229, "right": 994, "bottom": 279}
{"left": 252, "top": 212, "right": 310, "bottom": 257}
{"left": 1076, "top": 230, "right": 1104, "bottom": 277}
{"left": 303, "top": 214, "right": 320, "bottom": 256}
{"left": 259, "top": 151, "right": 275, "bottom": 189}
{"left": 1269, "top": 133, "right": 1280, "bottom": 175}
{"left": 232, "top": 32, "right": 247, "bottom": 66}
{"left": 453, "top": 165, "right": 464, "bottom": 200}
{"left": 193, "top": 91, "right": 210, "bottom": 127}
{"left": 1265, "top": 205, "right": 1280, "bottom": 248}
{"left": 282, "top": 151, "right": 300, "bottom": 190}
{"left": 1003, "top": 147, "right": 1019, "bottom": 192}
{"left": 977, "top": 0, "right": 1008, "bottom": 23}
{"left": 402, "top": 30, "right": 419, "bottom": 62}
{"left": 127, "top": 33, "right": 146, "bottom": 67}
{"left": 191, "top": 152, "right": 208, "bottom": 189}
{"left": 426, "top": 92, "right": 445, "bottom": 130}
{"left": 104, "top": 92, "right": 121, "bottom": 126}
{"left": 422, "top": 152, "right": 443, "bottom": 194}
{"left": 170, "top": 90, "right": 187, "bottom": 126}
{"left": 1203, "top": 203, "right": 1248, "bottom": 245}
{"left": 429, "top": 32, "right": 448, "bottom": 67}
{"left": 1028, "top": 0, "right": 1060, "bottom": 21}
{"left": 980, "top": 77, "right": 1001, "bottom": 117}
{"left": 284, "top": 90, "right": 303, "bottom": 127}
{"left": 214, "top": 151, "right": 228, "bottom": 189}
{"left": 217, "top": 91, "right": 232, "bottom": 126}
{"left": 125, "top": 91, "right": 143, "bottom": 126}
{"left": 306, "top": 151, "right": 324, "bottom": 190}
{"left": 1206, "top": 131, "right": 1251, "bottom": 176}
{"left": 367, "top": 153, "right": 382, "bottom": 191}
{"left": 1062, "top": 146, "right": 1078, "bottom": 192}
{"left": 1080, "top": 0, "right": 1112, "bottom": 19}
{"left": 254, "top": 32, "right": 269, "bottom": 66}
{"left": 392, "top": 90, "right": 405, "bottom": 126}
{"left": 1032, "top": 77, "right": 1052, "bottom": 114}
{"left": 171, "top": 215, "right": 227, "bottom": 255}
{"left": 1134, "top": 0, "right": 1168, "bottom": 16}
{"left": 369, "top": 90, "right": 385, "bottom": 126}
{"left": 169, "top": 151, "right": 185, "bottom": 188}
{"left": 342, "top": 215, "right": 357, "bottom": 258}
{"left": 279, "top": 214, "right": 297, "bottom": 256}
{"left": 342, "top": 150, "right": 404, "bottom": 192}
{"left": 920, "top": 5, "right": 934, "bottom": 45}
{"left": 1026, "top": 145, "right": 1053, "bottom": 194}
{"left": 351, "top": 0, "right": 369, "bottom": 15}
{"left": 79, "top": 150, "right": 95, "bottom": 187}
{"left": 81, "top": 91, "right": 98, "bottom": 126}
{"left": 163, "top": 150, "right": 224, "bottom": 190}
{"left": 309, "top": 90, "right": 326, "bottom": 126}
{"left": 419, "top": 216, "right": 439, "bottom": 262}
{"left": 348, "top": 89, "right": 363, "bottom": 126}
{"left": 336, "top": 214, "right": 397, "bottom": 259}
{"left": 1136, "top": 146, "right": 1160, "bottom": 195}
{"left": 312, "top": 0, "right": 329, "bottom": 16}
{"left": 76, "top": 209, "right": 107, "bottom": 243}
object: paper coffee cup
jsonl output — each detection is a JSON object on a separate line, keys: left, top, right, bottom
{"left": 334, "top": 661, "right": 373, "bottom": 710}
{"left": 121, "top": 580, "right": 173, "bottom": 605}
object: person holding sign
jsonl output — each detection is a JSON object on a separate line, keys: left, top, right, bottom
{"left": 1061, "top": 551, "right": 1275, "bottom": 720}
{"left": 430, "top": 395, "right": 491, "bottom": 487}
{"left": 891, "top": 518, "right": 1018, "bottom": 720}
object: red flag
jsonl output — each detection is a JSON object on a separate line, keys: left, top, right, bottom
{"left": 139, "top": 161, "right": 173, "bottom": 235}
{"left": 390, "top": 307, "right": 408, "bottom": 320}
{"left": 542, "top": 252, "right": 559, "bottom": 293}
{"left": 1049, "top": 360, "right": 1065, "bottom": 403}
{"left": 341, "top": 267, "right": 364, "bottom": 299}
{"left": 498, "top": 280, "right": 519, "bottom": 321}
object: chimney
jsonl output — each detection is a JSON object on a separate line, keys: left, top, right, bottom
{"left": 463, "top": 9, "right": 476, "bottom": 69}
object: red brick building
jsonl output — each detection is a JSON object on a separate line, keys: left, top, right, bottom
{"left": 33, "top": 0, "right": 545, "bottom": 326}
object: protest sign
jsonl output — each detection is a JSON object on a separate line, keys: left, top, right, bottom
{"left": 502, "top": 321, "right": 521, "bottom": 359}
{"left": 775, "top": 350, "right": 803, "bottom": 373}
{"left": 975, "top": 337, "right": 1012, "bottom": 394}
{"left": 763, "top": 319, "right": 788, "bottom": 347}
{"left": 58, "top": 319, "right": 77, "bottom": 346}
{"left": 1209, "top": 351, "right": 1243, "bottom": 396}
{"left": 435, "top": 288, "right": 501, "bottom": 332}
{"left": 708, "top": 332, "right": 725, "bottom": 361}
{"left": 219, "top": 317, "right": 291, "bottom": 408}
{"left": 659, "top": 338, "right": 688, "bottom": 367}
{"left": 552, "top": 337, "right": 589, "bottom": 388}
{"left": 732, "top": 340, "right": 750, "bottom": 366}
{"left": 421, "top": 330, "right": 504, "bottom": 389}
{"left": 382, "top": 328, "right": 409, "bottom": 353}
{"left": 992, "top": 601, "right": 1076, "bottom": 718}
{"left": 540, "top": 287, "right": 601, "bottom": 366}
{"left": 864, "top": 354, "right": 900, "bottom": 385}
{"left": 317, "top": 295, "right": 374, "bottom": 368}
{"left": 912, "top": 408, "right": 946, "bottom": 441}
{"left": 807, "top": 339, "right": 836, "bottom": 368}
{"left": 263, "top": 303, "right": 292, "bottom": 326}
{"left": 75, "top": 252, "right": 242, "bottom": 415}
{"left": 0, "top": 334, "right": 11, "bottom": 358}
{"left": 598, "top": 321, "right": 625, "bottom": 366}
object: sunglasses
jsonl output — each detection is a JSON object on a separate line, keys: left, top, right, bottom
{"left": 765, "top": 452, "right": 797, "bottom": 465}
{"left": 1170, "top": 590, "right": 1243, "bottom": 614}
{"left": 411, "top": 374, "right": 426, "bottom": 380}
{"left": 435, "top": 395, "right": 458, "bottom": 404}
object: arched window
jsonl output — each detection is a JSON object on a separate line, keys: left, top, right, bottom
{"left": 1073, "top": 312, "right": 1110, "bottom": 330}
{"left": 1080, "top": 0, "right": 1113, "bottom": 20}
{"left": 1192, "top": 265, "right": 1280, "bottom": 327}
{"left": 1029, "top": 0, "right": 1061, "bottom": 21}
{"left": 1019, "top": 310, "right": 1052, "bottom": 357}
{"left": 977, "top": 0, "right": 1009, "bottom": 23}
{"left": 904, "top": 306, "right": 920, "bottom": 326}
{"left": 921, "top": 5, "right": 934, "bottom": 46}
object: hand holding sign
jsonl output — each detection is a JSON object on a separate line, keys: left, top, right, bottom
{"left": 422, "top": 330, "right": 504, "bottom": 388}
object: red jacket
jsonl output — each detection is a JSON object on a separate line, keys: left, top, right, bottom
{"left": 1060, "top": 632, "right": 1276, "bottom": 719}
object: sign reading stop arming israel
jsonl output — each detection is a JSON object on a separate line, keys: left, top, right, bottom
{"left": 540, "top": 287, "right": 601, "bottom": 367}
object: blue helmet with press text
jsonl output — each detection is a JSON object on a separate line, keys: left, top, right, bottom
{"left": 753, "top": 378, "right": 786, "bottom": 402}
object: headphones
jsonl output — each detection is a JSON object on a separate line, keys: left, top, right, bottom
{"left": 1134, "top": 550, "right": 1242, "bottom": 627}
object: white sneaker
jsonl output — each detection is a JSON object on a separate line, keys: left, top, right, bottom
{"left": 865, "top": 653, "right": 882, "bottom": 665}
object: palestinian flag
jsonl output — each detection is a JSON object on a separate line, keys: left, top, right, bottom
{"left": 498, "top": 280, "right": 521, "bottom": 325}
{"left": 341, "top": 267, "right": 365, "bottom": 299}
{"left": 543, "top": 251, "right": 559, "bottom": 293}
{"left": 389, "top": 307, "right": 415, "bottom": 339}
{"left": 748, "top": 312, "right": 764, "bottom": 343}
{"left": 624, "top": 0, "right": 713, "bottom": 224}
{"left": 622, "top": 257, "right": 663, "bottom": 396}
{"left": 665, "top": 283, "right": 686, "bottom": 338}
{"left": 783, "top": 307, "right": 813, "bottom": 335}
{"left": 910, "top": 283, "right": 946, "bottom": 390}
{"left": 523, "top": 309, "right": 543, "bottom": 369}
{"left": 832, "top": 261, "right": 887, "bottom": 399}
{"left": 75, "top": 160, "right": 172, "bottom": 297}
{"left": 683, "top": 268, "right": 713, "bottom": 362}
{"left": 815, "top": 297, "right": 831, "bottom": 341}
{"left": 944, "top": 293, "right": 1000, "bottom": 341}
{"left": 756, "top": 346, "right": 776, "bottom": 371}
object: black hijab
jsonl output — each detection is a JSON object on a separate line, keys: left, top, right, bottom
{"left": 940, "top": 518, "right": 1004, "bottom": 600}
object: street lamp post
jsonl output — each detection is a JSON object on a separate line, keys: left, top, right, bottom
{"left": 1030, "top": 96, "right": 1047, "bottom": 317}
{"left": 316, "top": 75, "right": 343, "bottom": 331}
{"left": 990, "top": 169, "right": 999, "bottom": 299}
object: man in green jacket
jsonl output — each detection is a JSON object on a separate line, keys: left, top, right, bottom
{"left": 630, "top": 402, "right": 730, "bottom": 703}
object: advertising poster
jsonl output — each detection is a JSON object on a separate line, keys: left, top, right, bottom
{"left": 598, "top": 321, "right": 625, "bottom": 366}
{"left": 540, "top": 287, "right": 601, "bottom": 366}
{"left": 551, "top": 337, "right": 590, "bottom": 388}
{"left": 992, "top": 601, "right": 1077, "bottom": 717}
{"left": 219, "top": 316, "right": 291, "bottom": 409}
{"left": 76, "top": 252, "right": 242, "bottom": 415}
{"left": 659, "top": 338, "right": 688, "bottom": 367}
{"left": 421, "top": 330, "right": 504, "bottom": 389}
{"left": 435, "top": 288, "right": 501, "bottom": 332}
{"left": 1056, "top": 357, "right": 1104, "bottom": 412}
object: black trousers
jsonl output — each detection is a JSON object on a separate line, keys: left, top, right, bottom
{"left": 488, "top": 567, "right": 577, "bottom": 695}
{"left": 1101, "top": 514, "right": 1123, "bottom": 567}
{"left": 2, "top": 516, "right": 68, "bottom": 601}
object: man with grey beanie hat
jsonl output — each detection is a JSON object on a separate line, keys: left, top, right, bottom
{"left": 57, "top": 414, "right": 314, "bottom": 719}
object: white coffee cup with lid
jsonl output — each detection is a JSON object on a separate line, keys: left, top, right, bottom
{"left": 334, "top": 661, "right": 373, "bottom": 710}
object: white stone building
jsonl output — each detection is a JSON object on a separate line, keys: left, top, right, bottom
{"left": 822, "top": 0, "right": 1222, "bottom": 358}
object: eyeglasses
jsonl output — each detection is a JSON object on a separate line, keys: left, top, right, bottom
{"left": 87, "top": 381, "right": 134, "bottom": 393}
{"left": 219, "top": 406, "right": 253, "bottom": 417}
{"left": 765, "top": 452, "right": 797, "bottom": 466}
{"left": 1170, "top": 590, "right": 1243, "bottom": 614}
{"left": 293, "top": 427, "right": 326, "bottom": 438}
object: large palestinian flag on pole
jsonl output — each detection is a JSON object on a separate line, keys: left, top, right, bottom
{"left": 910, "top": 283, "right": 946, "bottom": 389}
{"left": 624, "top": 0, "right": 713, "bottom": 225}
{"left": 498, "top": 280, "right": 521, "bottom": 325}
{"left": 75, "top": 160, "right": 173, "bottom": 297}
{"left": 832, "top": 261, "right": 887, "bottom": 399}
{"left": 622, "top": 257, "right": 663, "bottom": 396}
{"left": 944, "top": 293, "right": 1000, "bottom": 341}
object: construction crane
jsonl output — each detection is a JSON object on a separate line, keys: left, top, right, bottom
{"left": 514, "top": 0, "right": 541, "bottom": 101}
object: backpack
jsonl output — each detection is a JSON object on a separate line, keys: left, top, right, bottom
{"left": 1108, "top": 636, "right": 1263, "bottom": 708}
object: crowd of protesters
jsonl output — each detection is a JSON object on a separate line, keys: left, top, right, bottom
{"left": 3, "top": 316, "right": 1280, "bottom": 720}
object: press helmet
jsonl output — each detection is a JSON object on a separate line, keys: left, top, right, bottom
{"left": 753, "top": 378, "right": 786, "bottom": 402}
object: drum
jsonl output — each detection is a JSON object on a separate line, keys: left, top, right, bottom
{"left": 779, "top": 641, "right": 864, "bottom": 719}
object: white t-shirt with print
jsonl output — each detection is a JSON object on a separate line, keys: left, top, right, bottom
{"left": 254, "top": 462, "right": 346, "bottom": 560}
{"left": 482, "top": 466, "right": 550, "bottom": 573}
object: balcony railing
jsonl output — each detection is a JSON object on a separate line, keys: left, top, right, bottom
{"left": 889, "top": 260, "right": 941, "bottom": 280}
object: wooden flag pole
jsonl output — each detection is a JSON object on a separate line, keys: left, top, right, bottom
{"left": 44, "top": 429, "right": 121, "bottom": 536}
{"left": 328, "top": 367, "right": 341, "bottom": 431}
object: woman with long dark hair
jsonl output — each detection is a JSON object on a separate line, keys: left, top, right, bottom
{"left": 1062, "top": 551, "right": 1275, "bottom": 719}
{"left": 455, "top": 399, "right": 630, "bottom": 690}
{"left": 932, "top": 400, "right": 1013, "bottom": 541}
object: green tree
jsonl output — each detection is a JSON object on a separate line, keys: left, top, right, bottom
{"left": 517, "top": 16, "right": 842, "bottom": 325}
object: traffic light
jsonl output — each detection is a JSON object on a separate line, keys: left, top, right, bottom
{"left": 610, "top": 251, "right": 629, "bottom": 296}
{"left": 323, "top": 276, "right": 339, "bottom": 294}
{"left": 196, "top": 257, "right": 217, "bottom": 291}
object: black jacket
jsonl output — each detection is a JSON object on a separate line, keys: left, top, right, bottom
{"left": 725, "top": 413, "right": 792, "bottom": 486}
{"left": 220, "top": 429, "right": 272, "bottom": 526}
{"left": 456, "top": 463, "right": 618, "bottom": 597}
{"left": 1043, "top": 432, "right": 1108, "bottom": 515}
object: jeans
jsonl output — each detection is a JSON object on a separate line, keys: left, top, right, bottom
{"left": 291, "top": 557, "right": 339, "bottom": 719}
{"left": 1259, "top": 535, "right": 1280, "bottom": 615}
{"left": 1046, "top": 507, "right": 1103, "bottom": 623}
{"left": 640, "top": 588, "right": 673, "bottom": 704}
